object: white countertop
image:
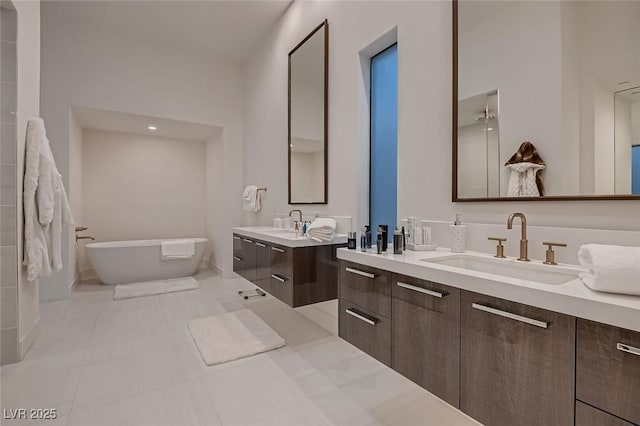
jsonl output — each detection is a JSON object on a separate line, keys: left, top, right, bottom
{"left": 233, "top": 226, "right": 348, "bottom": 248}
{"left": 337, "top": 247, "right": 640, "bottom": 333}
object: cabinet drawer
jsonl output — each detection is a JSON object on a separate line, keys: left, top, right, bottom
{"left": 270, "top": 245, "right": 292, "bottom": 276}
{"left": 460, "top": 291, "right": 575, "bottom": 426}
{"left": 392, "top": 274, "right": 460, "bottom": 407}
{"left": 339, "top": 261, "right": 391, "bottom": 318}
{"left": 577, "top": 319, "right": 640, "bottom": 425}
{"left": 576, "top": 401, "right": 635, "bottom": 426}
{"left": 339, "top": 300, "right": 391, "bottom": 366}
{"left": 269, "top": 271, "right": 293, "bottom": 306}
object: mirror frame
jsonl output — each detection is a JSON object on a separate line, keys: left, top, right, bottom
{"left": 451, "top": 0, "right": 639, "bottom": 202}
{"left": 288, "top": 19, "right": 329, "bottom": 205}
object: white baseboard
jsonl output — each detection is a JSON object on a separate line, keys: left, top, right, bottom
{"left": 19, "top": 315, "right": 41, "bottom": 360}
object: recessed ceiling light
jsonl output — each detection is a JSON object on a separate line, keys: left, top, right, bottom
{"left": 486, "top": 127, "right": 494, "bottom": 131}
{"left": 618, "top": 81, "right": 631, "bottom": 85}
{"left": 147, "top": 125, "right": 157, "bottom": 131}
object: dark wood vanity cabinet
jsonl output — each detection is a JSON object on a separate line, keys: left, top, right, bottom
{"left": 240, "top": 237, "right": 257, "bottom": 282}
{"left": 338, "top": 261, "right": 392, "bottom": 366}
{"left": 576, "top": 319, "right": 640, "bottom": 425}
{"left": 391, "top": 274, "right": 460, "bottom": 407}
{"left": 576, "top": 402, "right": 636, "bottom": 426}
{"left": 232, "top": 234, "right": 344, "bottom": 308}
{"left": 460, "top": 291, "right": 576, "bottom": 426}
{"left": 254, "top": 241, "right": 271, "bottom": 294}
{"left": 232, "top": 235, "right": 244, "bottom": 275}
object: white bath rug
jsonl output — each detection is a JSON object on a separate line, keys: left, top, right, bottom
{"left": 188, "top": 309, "right": 286, "bottom": 366}
{"left": 113, "top": 276, "right": 199, "bottom": 300}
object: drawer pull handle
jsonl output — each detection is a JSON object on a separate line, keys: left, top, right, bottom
{"left": 233, "top": 236, "right": 241, "bottom": 240}
{"left": 617, "top": 343, "right": 640, "bottom": 356}
{"left": 345, "top": 267, "right": 376, "bottom": 279}
{"left": 397, "top": 282, "right": 444, "bottom": 298}
{"left": 243, "top": 239, "right": 253, "bottom": 243}
{"left": 345, "top": 308, "right": 379, "bottom": 326}
{"left": 272, "top": 247, "right": 285, "bottom": 253}
{"left": 471, "top": 303, "right": 548, "bottom": 329}
{"left": 256, "top": 242, "right": 267, "bottom": 247}
{"left": 271, "top": 274, "right": 286, "bottom": 283}
{"left": 233, "top": 256, "right": 242, "bottom": 261}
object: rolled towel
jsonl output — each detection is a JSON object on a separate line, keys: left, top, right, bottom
{"left": 307, "top": 218, "right": 337, "bottom": 242}
{"left": 161, "top": 239, "right": 195, "bottom": 260}
{"left": 578, "top": 244, "right": 640, "bottom": 296}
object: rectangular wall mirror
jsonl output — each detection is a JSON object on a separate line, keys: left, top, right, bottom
{"left": 288, "top": 20, "right": 328, "bottom": 204}
{"left": 453, "top": 1, "right": 640, "bottom": 201}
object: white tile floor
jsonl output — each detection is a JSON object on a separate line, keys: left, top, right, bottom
{"left": 0, "top": 271, "right": 480, "bottom": 425}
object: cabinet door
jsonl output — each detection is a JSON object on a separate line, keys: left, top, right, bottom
{"left": 233, "top": 235, "right": 244, "bottom": 275}
{"left": 576, "top": 319, "right": 640, "bottom": 425}
{"left": 269, "top": 271, "right": 293, "bottom": 306}
{"left": 460, "top": 291, "right": 575, "bottom": 426}
{"left": 576, "top": 401, "right": 635, "bottom": 426}
{"left": 270, "top": 245, "right": 292, "bottom": 277}
{"left": 254, "top": 241, "right": 271, "bottom": 293}
{"left": 339, "top": 260, "right": 391, "bottom": 318}
{"left": 339, "top": 300, "right": 391, "bottom": 366}
{"left": 392, "top": 274, "right": 460, "bottom": 407}
{"left": 241, "top": 238, "right": 257, "bottom": 282}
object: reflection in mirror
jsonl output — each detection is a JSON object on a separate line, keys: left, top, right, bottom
{"left": 458, "top": 91, "right": 500, "bottom": 198}
{"left": 289, "top": 20, "right": 327, "bottom": 204}
{"left": 614, "top": 87, "right": 640, "bottom": 195}
{"left": 454, "top": 1, "right": 640, "bottom": 200}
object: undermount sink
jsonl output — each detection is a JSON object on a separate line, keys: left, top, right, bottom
{"left": 422, "top": 254, "right": 580, "bottom": 285}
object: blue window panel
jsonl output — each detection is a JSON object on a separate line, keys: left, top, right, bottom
{"left": 632, "top": 145, "right": 640, "bottom": 195}
{"left": 370, "top": 44, "right": 398, "bottom": 243}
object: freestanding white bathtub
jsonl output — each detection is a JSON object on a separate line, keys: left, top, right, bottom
{"left": 86, "top": 238, "right": 207, "bottom": 285}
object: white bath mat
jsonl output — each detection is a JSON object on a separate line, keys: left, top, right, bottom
{"left": 113, "top": 276, "right": 199, "bottom": 300}
{"left": 188, "top": 309, "right": 286, "bottom": 366}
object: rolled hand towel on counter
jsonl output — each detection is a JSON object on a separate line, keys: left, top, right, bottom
{"left": 578, "top": 244, "right": 640, "bottom": 296}
{"left": 307, "top": 218, "right": 337, "bottom": 242}
{"left": 161, "top": 239, "right": 195, "bottom": 260}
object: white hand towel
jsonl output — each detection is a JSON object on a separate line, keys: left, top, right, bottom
{"left": 578, "top": 244, "right": 640, "bottom": 296}
{"left": 161, "top": 239, "right": 195, "bottom": 260}
{"left": 242, "top": 185, "right": 261, "bottom": 212}
{"left": 307, "top": 218, "right": 337, "bottom": 242}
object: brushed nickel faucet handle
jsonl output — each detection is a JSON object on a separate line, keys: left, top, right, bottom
{"left": 542, "top": 241, "right": 567, "bottom": 265}
{"left": 488, "top": 237, "right": 507, "bottom": 258}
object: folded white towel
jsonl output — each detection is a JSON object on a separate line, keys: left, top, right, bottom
{"left": 578, "top": 244, "right": 640, "bottom": 296}
{"left": 161, "top": 239, "right": 195, "bottom": 260}
{"left": 242, "top": 185, "right": 261, "bottom": 213}
{"left": 307, "top": 218, "right": 337, "bottom": 242}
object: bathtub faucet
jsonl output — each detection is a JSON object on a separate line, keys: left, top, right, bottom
{"left": 76, "top": 235, "right": 95, "bottom": 242}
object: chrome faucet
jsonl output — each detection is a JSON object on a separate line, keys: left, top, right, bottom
{"left": 507, "top": 212, "right": 529, "bottom": 261}
{"left": 289, "top": 209, "right": 303, "bottom": 230}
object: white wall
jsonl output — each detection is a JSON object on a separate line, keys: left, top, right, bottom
{"left": 13, "top": 0, "right": 41, "bottom": 358}
{"left": 40, "top": 4, "right": 244, "bottom": 290}
{"left": 78, "top": 129, "right": 206, "bottom": 274}
{"left": 243, "top": 0, "right": 640, "bottom": 252}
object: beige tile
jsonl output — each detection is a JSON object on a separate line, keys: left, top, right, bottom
{"left": 0, "top": 205, "right": 16, "bottom": 245}
{"left": 0, "top": 186, "right": 16, "bottom": 205}
{"left": 1, "top": 326, "right": 18, "bottom": 364}
{"left": 1, "top": 286, "right": 17, "bottom": 328}
{"left": 0, "top": 164, "right": 16, "bottom": 186}
{"left": 0, "top": 123, "right": 17, "bottom": 164}
{"left": 1, "top": 245, "right": 17, "bottom": 287}
{"left": 1, "top": 9, "right": 16, "bottom": 42}
{"left": 1, "top": 82, "right": 16, "bottom": 124}
{"left": 1, "top": 40, "right": 16, "bottom": 83}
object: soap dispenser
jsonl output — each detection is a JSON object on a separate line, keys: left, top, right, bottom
{"left": 450, "top": 213, "right": 466, "bottom": 253}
